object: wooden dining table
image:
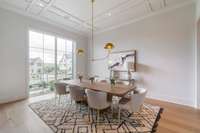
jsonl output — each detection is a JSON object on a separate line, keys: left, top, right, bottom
{"left": 61, "top": 79, "right": 136, "bottom": 97}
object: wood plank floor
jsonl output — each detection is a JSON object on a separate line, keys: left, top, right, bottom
{"left": 0, "top": 94, "right": 200, "bottom": 133}
{"left": 145, "top": 99, "right": 200, "bottom": 133}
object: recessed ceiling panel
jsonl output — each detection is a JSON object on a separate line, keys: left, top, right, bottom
{"left": 54, "top": 0, "right": 129, "bottom": 20}
{"left": 0, "top": 0, "right": 193, "bottom": 35}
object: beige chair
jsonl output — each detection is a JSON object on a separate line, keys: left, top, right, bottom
{"left": 69, "top": 85, "right": 86, "bottom": 104}
{"left": 86, "top": 89, "right": 111, "bottom": 124}
{"left": 55, "top": 83, "right": 69, "bottom": 104}
{"left": 116, "top": 81, "right": 129, "bottom": 85}
{"left": 118, "top": 88, "right": 147, "bottom": 123}
{"left": 99, "top": 79, "right": 108, "bottom": 83}
{"left": 99, "top": 80, "right": 112, "bottom": 102}
{"left": 69, "top": 86, "right": 87, "bottom": 111}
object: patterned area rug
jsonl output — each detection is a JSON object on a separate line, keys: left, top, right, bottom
{"left": 29, "top": 98, "right": 163, "bottom": 133}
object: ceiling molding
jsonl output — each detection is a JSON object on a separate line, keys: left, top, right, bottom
{"left": 38, "top": 0, "right": 56, "bottom": 15}
{"left": 92, "top": 0, "right": 144, "bottom": 24}
{"left": 145, "top": 0, "right": 153, "bottom": 12}
{"left": 163, "top": 0, "right": 167, "bottom": 8}
{"left": 26, "top": 0, "right": 38, "bottom": 12}
{"left": 0, "top": 0, "right": 196, "bottom": 37}
{"left": 85, "top": 0, "right": 132, "bottom": 22}
{"left": 0, "top": 3, "right": 87, "bottom": 37}
{"left": 95, "top": 0, "right": 195, "bottom": 35}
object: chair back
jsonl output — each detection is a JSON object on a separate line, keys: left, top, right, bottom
{"left": 99, "top": 80, "right": 108, "bottom": 83}
{"left": 115, "top": 81, "right": 125, "bottom": 85}
{"left": 129, "top": 88, "right": 147, "bottom": 112}
{"left": 55, "top": 83, "right": 67, "bottom": 95}
{"left": 86, "top": 89, "right": 110, "bottom": 110}
{"left": 69, "top": 86, "right": 86, "bottom": 102}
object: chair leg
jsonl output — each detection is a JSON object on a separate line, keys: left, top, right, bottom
{"left": 70, "top": 96, "right": 72, "bottom": 104}
{"left": 97, "top": 110, "right": 100, "bottom": 125}
{"left": 55, "top": 93, "right": 57, "bottom": 105}
{"left": 111, "top": 104, "right": 113, "bottom": 116}
{"left": 118, "top": 108, "right": 121, "bottom": 123}
{"left": 75, "top": 102, "right": 78, "bottom": 110}
{"left": 58, "top": 95, "right": 61, "bottom": 104}
{"left": 79, "top": 101, "right": 82, "bottom": 112}
{"left": 91, "top": 109, "right": 93, "bottom": 122}
{"left": 88, "top": 107, "right": 90, "bottom": 122}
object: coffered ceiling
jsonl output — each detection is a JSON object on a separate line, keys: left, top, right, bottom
{"left": 0, "top": 0, "right": 194, "bottom": 35}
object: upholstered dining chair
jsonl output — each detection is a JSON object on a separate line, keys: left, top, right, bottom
{"left": 55, "top": 82, "right": 69, "bottom": 104}
{"left": 99, "top": 79, "right": 108, "bottom": 83}
{"left": 115, "top": 81, "right": 129, "bottom": 85}
{"left": 69, "top": 85, "right": 87, "bottom": 110}
{"left": 86, "top": 89, "right": 111, "bottom": 124}
{"left": 99, "top": 79, "right": 112, "bottom": 101}
{"left": 118, "top": 88, "right": 147, "bottom": 123}
{"left": 113, "top": 81, "right": 130, "bottom": 105}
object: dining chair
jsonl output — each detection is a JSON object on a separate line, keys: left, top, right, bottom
{"left": 115, "top": 81, "right": 129, "bottom": 85}
{"left": 55, "top": 82, "right": 69, "bottom": 104}
{"left": 99, "top": 79, "right": 108, "bottom": 83}
{"left": 69, "top": 85, "right": 87, "bottom": 110}
{"left": 86, "top": 89, "right": 111, "bottom": 124}
{"left": 99, "top": 80, "right": 112, "bottom": 101}
{"left": 118, "top": 88, "right": 147, "bottom": 123}
{"left": 113, "top": 81, "right": 129, "bottom": 105}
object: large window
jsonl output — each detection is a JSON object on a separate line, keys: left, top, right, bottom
{"left": 29, "top": 31, "right": 74, "bottom": 96}
{"left": 57, "top": 38, "right": 73, "bottom": 80}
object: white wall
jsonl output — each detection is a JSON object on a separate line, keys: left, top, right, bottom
{"left": 197, "top": 21, "right": 200, "bottom": 108}
{"left": 88, "top": 4, "right": 196, "bottom": 107}
{"left": 196, "top": 0, "right": 200, "bottom": 108}
{"left": 0, "top": 8, "right": 88, "bottom": 104}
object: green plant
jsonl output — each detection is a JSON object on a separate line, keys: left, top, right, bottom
{"left": 110, "top": 78, "right": 116, "bottom": 85}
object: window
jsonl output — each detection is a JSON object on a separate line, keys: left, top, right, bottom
{"left": 57, "top": 38, "right": 73, "bottom": 80}
{"left": 29, "top": 31, "right": 75, "bottom": 96}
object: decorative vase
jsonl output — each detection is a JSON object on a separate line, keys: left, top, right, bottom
{"left": 89, "top": 77, "right": 95, "bottom": 84}
{"left": 78, "top": 76, "right": 83, "bottom": 82}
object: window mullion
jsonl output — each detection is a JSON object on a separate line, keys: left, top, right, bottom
{"left": 55, "top": 37, "right": 57, "bottom": 81}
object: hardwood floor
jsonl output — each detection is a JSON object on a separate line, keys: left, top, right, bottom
{"left": 0, "top": 94, "right": 199, "bottom": 133}
{"left": 145, "top": 99, "right": 200, "bottom": 133}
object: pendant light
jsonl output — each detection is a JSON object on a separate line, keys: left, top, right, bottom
{"left": 77, "top": 0, "right": 115, "bottom": 61}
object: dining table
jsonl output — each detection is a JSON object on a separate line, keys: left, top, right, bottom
{"left": 61, "top": 79, "right": 136, "bottom": 97}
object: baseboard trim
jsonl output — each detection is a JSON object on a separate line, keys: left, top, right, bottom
{"left": 0, "top": 95, "right": 28, "bottom": 105}
{"left": 147, "top": 93, "right": 195, "bottom": 108}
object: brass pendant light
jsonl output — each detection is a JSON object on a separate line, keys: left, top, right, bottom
{"left": 77, "top": 0, "right": 115, "bottom": 60}
{"left": 77, "top": 48, "right": 84, "bottom": 55}
{"left": 104, "top": 43, "right": 115, "bottom": 53}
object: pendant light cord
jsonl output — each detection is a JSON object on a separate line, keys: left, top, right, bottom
{"left": 91, "top": 0, "right": 94, "bottom": 61}
{"left": 90, "top": 0, "right": 109, "bottom": 61}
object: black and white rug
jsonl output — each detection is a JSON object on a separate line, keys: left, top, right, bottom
{"left": 29, "top": 98, "right": 163, "bottom": 133}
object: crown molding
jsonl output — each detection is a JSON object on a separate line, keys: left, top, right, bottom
{"left": 0, "top": 1, "right": 88, "bottom": 37}
{"left": 0, "top": 0, "right": 196, "bottom": 37}
{"left": 95, "top": 0, "right": 196, "bottom": 34}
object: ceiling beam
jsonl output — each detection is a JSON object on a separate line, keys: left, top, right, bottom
{"left": 25, "top": 0, "right": 38, "bottom": 12}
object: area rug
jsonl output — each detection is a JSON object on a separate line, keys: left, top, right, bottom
{"left": 29, "top": 98, "right": 163, "bottom": 133}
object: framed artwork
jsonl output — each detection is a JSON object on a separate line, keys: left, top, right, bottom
{"left": 108, "top": 50, "right": 136, "bottom": 80}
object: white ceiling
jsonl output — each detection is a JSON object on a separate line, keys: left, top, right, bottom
{"left": 0, "top": 0, "right": 194, "bottom": 35}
